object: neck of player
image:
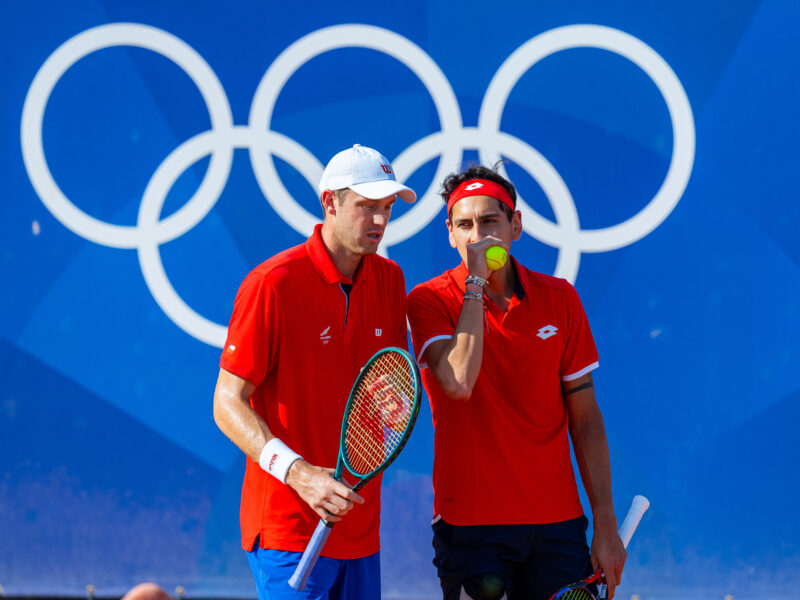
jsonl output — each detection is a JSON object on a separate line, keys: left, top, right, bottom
{"left": 486, "top": 263, "right": 515, "bottom": 311}
{"left": 321, "top": 224, "right": 363, "bottom": 280}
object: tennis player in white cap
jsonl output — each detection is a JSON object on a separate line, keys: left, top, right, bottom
{"left": 214, "top": 144, "right": 415, "bottom": 599}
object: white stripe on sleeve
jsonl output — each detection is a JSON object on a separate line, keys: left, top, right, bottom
{"left": 416, "top": 335, "right": 452, "bottom": 369}
{"left": 561, "top": 361, "right": 599, "bottom": 381}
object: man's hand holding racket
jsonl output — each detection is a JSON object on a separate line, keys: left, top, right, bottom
{"left": 548, "top": 495, "right": 649, "bottom": 600}
{"left": 589, "top": 508, "right": 628, "bottom": 598}
{"left": 285, "top": 461, "right": 364, "bottom": 523}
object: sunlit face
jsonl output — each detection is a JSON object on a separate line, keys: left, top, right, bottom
{"left": 328, "top": 189, "right": 396, "bottom": 256}
{"left": 446, "top": 195, "right": 521, "bottom": 262}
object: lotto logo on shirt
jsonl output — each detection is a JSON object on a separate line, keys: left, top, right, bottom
{"left": 537, "top": 325, "right": 558, "bottom": 340}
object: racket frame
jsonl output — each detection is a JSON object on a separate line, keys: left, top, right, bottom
{"left": 288, "top": 347, "right": 421, "bottom": 591}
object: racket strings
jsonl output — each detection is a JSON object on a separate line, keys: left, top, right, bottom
{"left": 552, "top": 585, "right": 597, "bottom": 600}
{"left": 344, "top": 352, "right": 415, "bottom": 475}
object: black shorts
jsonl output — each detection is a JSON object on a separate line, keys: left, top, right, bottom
{"left": 431, "top": 516, "right": 594, "bottom": 600}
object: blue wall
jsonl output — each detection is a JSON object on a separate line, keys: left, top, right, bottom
{"left": 2, "top": 1, "right": 798, "bottom": 598}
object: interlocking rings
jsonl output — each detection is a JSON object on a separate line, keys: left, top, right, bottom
{"left": 21, "top": 22, "right": 695, "bottom": 348}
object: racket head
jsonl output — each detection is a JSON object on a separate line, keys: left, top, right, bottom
{"left": 339, "top": 347, "right": 421, "bottom": 485}
{"left": 549, "top": 582, "right": 598, "bottom": 600}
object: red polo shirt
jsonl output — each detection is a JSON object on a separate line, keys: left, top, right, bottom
{"left": 407, "top": 260, "right": 599, "bottom": 526}
{"left": 220, "top": 224, "right": 408, "bottom": 558}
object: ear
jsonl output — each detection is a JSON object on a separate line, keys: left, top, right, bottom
{"left": 320, "top": 190, "right": 337, "bottom": 218}
{"left": 511, "top": 210, "right": 522, "bottom": 242}
{"left": 446, "top": 219, "right": 457, "bottom": 249}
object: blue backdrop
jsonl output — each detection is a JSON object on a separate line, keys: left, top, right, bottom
{"left": 2, "top": 1, "right": 798, "bottom": 598}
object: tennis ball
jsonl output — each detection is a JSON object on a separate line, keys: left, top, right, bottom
{"left": 485, "top": 245, "right": 507, "bottom": 270}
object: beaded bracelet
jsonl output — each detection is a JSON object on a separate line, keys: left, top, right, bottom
{"left": 465, "top": 275, "right": 488, "bottom": 288}
{"left": 463, "top": 291, "right": 484, "bottom": 302}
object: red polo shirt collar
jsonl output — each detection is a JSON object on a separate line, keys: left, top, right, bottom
{"left": 305, "top": 223, "right": 370, "bottom": 285}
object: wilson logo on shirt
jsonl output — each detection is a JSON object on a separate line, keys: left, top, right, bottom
{"left": 537, "top": 325, "right": 558, "bottom": 340}
{"left": 320, "top": 326, "right": 332, "bottom": 345}
{"left": 375, "top": 328, "right": 382, "bottom": 337}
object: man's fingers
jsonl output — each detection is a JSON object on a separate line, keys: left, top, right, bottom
{"left": 325, "top": 498, "right": 350, "bottom": 513}
{"left": 590, "top": 554, "right": 600, "bottom": 573}
{"left": 332, "top": 481, "right": 364, "bottom": 504}
{"left": 322, "top": 500, "right": 349, "bottom": 516}
{"left": 604, "top": 571, "right": 617, "bottom": 599}
{"left": 318, "top": 507, "right": 341, "bottom": 522}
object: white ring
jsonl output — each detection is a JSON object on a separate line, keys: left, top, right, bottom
{"left": 21, "top": 23, "right": 234, "bottom": 248}
{"left": 480, "top": 24, "right": 695, "bottom": 252}
{"left": 137, "top": 127, "right": 329, "bottom": 347}
{"left": 248, "top": 24, "right": 463, "bottom": 242}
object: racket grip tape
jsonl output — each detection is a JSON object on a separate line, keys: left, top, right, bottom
{"left": 618, "top": 494, "right": 650, "bottom": 548}
{"left": 288, "top": 519, "right": 333, "bottom": 590}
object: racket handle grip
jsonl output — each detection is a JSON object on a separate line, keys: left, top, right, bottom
{"left": 618, "top": 494, "right": 650, "bottom": 548}
{"left": 288, "top": 519, "right": 333, "bottom": 591}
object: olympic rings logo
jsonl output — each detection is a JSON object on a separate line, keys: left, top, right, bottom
{"left": 21, "top": 23, "right": 695, "bottom": 348}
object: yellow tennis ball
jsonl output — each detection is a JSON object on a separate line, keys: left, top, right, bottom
{"left": 485, "top": 245, "right": 507, "bottom": 270}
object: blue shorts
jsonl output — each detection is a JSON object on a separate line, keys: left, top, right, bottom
{"left": 246, "top": 539, "right": 381, "bottom": 600}
{"left": 432, "top": 516, "right": 594, "bottom": 600}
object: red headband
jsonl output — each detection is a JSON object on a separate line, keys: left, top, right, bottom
{"left": 447, "top": 179, "right": 515, "bottom": 214}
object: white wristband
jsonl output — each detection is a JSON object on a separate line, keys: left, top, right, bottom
{"left": 258, "top": 438, "right": 302, "bottom": 484}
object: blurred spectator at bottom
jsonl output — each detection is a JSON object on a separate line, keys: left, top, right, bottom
{"left": 122, "top": 583, "right": 172, "bottom": 600}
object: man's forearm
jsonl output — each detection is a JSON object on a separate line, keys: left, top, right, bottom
{"left": 430, "top": 290, "right": 485, "bottom": 399}
{"left": 213, "top": 369, "right": 271, "bottom": 462}
{"left": 569, "top": 398, "right": 616, "bottom": 524}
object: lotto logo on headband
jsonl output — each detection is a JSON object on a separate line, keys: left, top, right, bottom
{"left": 447, "top": 179, "right": 515, "bottom": 214}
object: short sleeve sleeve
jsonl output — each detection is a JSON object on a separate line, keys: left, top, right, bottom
{"left": 219, "top": 271, "right": 279, "bottom": 386}
{"left": 559, "top": 284, "right": 599, "bottom": 381}
{"left": 407, "top": 285, "right": 456, "bottom": 368}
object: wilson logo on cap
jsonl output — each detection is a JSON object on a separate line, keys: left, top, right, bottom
{"left": 380, "top": 164, "right": 392, "bottom": 174}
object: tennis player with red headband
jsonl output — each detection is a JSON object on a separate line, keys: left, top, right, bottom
{"left": 407, "top": 164, "right": 627, "bottom": 600}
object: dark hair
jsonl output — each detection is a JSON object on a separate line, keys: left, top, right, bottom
{"left": 440, "top": 163, "right": 517, "bottom": 221}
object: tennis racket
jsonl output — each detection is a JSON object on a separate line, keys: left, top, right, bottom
{"left": 288, "top": 346, "right": 422, "bottom": 591}
{"left": 547, "top": 495, "right": 650, "bottom": 600}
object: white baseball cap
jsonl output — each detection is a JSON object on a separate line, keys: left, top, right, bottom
{"left": 318, "top": 144, "right": 416, "bottom": 203}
